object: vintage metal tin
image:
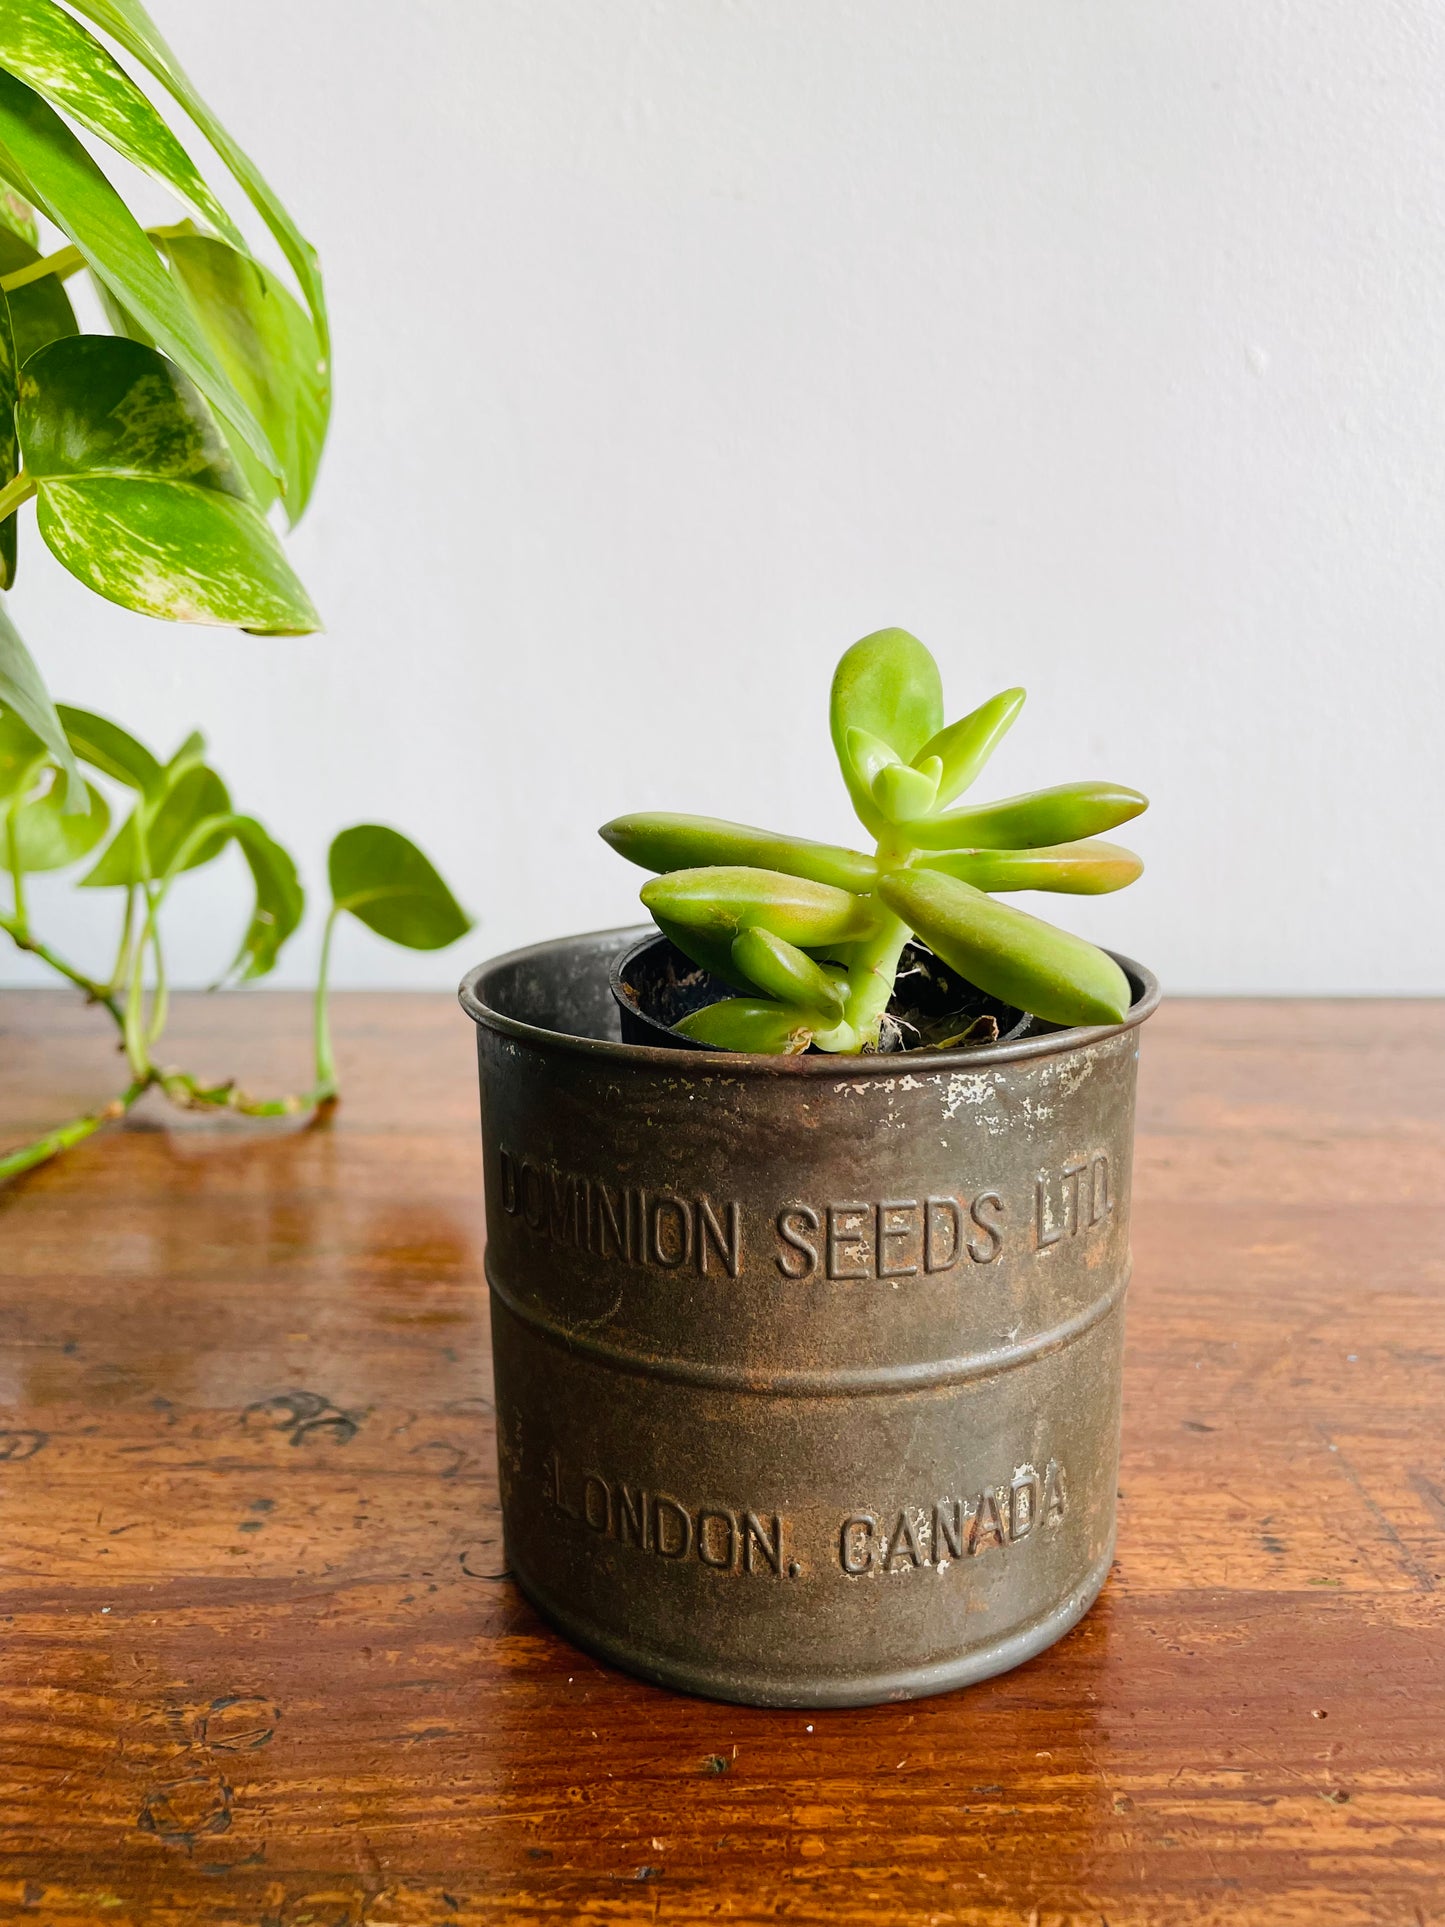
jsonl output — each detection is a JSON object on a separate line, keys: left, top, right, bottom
{"left": 460, "top": 926, "right": 1159, "bottom": 1709}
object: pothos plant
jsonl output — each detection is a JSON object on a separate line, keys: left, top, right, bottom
{"left": 0, "top": 0, "right": 471, "bottom": 1179}
{"left": 603, "top": 628, "right": 1147, "bottom": 1054}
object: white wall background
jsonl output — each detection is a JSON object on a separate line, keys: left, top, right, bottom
{"left": 6, "top": 0, "right": 1444, "bottom": 993}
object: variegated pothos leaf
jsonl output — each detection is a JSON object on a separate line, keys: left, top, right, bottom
{"left": 0, "top": 178, "right": 36, "bottom": 244}
{"left": 80, "top": 760, "right": 231, "bottom": 887}
{"left": 224, "top": 815, "right": 304, "bottom": 981}
{"left": 160, "top": 234, "right": 326, "bottom": 522}
{"left": 0, "top": 67, "right": 280, "bottom": 480}
{"left": 17, "top": 335, "right": 319, "bottom": 633}
{"left": 8, "top": 770, "right": 108, "bottom": 868}
{"left": 0, "top": 603, "right": 83, "bottom": 802}
{"left": 329, "top": 825, "right": 473, "bottom": 951}
{"left": 59, "top": 0, "right": 329, "bottom": 370}
{"left": 0, "top": 219, "right": 79, "bottom": 365}
{"left": 0, "top": 0, "right": 247, "bottom": 248}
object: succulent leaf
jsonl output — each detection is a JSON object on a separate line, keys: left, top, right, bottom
{"left": 843, "top": 725, "right": 900, "bottom": 792}
{"left": 600, "top": 812, "right": 875, "bottom": 893}
{"left": 731, "top": 926, "right": 845, "bottom": 1021}
{"left": 910, "top": 781, "right": 1148, "bottom": 852}
{"left": 922, "top": 839, "right": 1144, "bottom": 894}
{"left": 914, "top": 686, "right": 1025, "bottom": 806}
{"left": 872, "top": 758, "right": 940, "bottom": 824}
{"left": 831, "top": 628, "right": 943, "bottom": 834}
{"left": 880, "top": 868, "right": 1133, "bottom": 1027}
{"left": 641, "top": 866, "right": 876, "bottom": 949}
{"left": 647, "top": 911, "right": 756, "bottom": 992}
{"left": 674, "top": 997, "right": 816, "bottom": 1054}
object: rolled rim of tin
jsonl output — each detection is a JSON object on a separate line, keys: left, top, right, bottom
{"left": 459, "top": 924, "right": 1160, "bottom": 1074}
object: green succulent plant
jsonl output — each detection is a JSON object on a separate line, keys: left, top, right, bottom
{"left": 602, "top": 628, "right": 1147, "bottom": 1055}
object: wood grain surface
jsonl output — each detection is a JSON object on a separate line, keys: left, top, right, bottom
{"left": 1, "top": 988, "right": 1442, "bottom": 1926}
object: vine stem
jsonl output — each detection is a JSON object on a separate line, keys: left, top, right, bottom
{"left": 6, "top": 808, "right": 26, "bottom": 927}
{"left": 0, "top": 1079, "right": 148, "bottom": 1183}
{"left": 160, "top": 1070, "right": 331, "bottom": 1118}
{"left": 0, "top": 1058, "right": 335, "bottom": 1184}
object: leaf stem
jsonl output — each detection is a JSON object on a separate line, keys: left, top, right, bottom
{"left": 0, "top": 471, "right": 37, "bottom": 523}
{"left": 0, "top": 1079, "right": 148, "bottom": 1183}
{"left": 5, "top": 806, "right": 25, "bottom": 927}
{"left": 121, "top": 815, "right": 159, "bottom": 1079}
{"left": 313, "top": 904, "right": 340, "bottom": 1100}
{"left": 160, "top": 810, "right": 239, "bottom": 885}
{"left": 146, "top": 915, "right": 168, "bottom": 1045}
{"left": 0, "top": 246, "right": 84, "bottom": 292}
{"left": 108, "top": 886, "right": 137, "bottom": 996}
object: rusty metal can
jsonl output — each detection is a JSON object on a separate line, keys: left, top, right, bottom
{"left": 460, "top": 926, "right": 1159, "bottom": 1708}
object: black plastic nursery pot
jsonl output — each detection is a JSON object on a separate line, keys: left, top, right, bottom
{"left": 607, "top": 930, "right": 1039, "bottom": 1053}
{"left": 459, "top": 925, "right": 1160, "bottom": 1709}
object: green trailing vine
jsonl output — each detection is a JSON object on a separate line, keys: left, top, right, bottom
{"left": 0, "top": 1, "right": 471, "bottom": 1177}
{"left": 1, "top": 701, "right": 471, "bottom": 1181}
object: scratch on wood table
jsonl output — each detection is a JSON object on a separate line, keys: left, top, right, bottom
{"left": 1, "top": 990, "right": 1443, "bottom": 1926}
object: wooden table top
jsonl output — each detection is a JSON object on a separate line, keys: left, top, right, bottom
{"left": 1, "top": 988, "right": 1442, "bottom": 1926}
